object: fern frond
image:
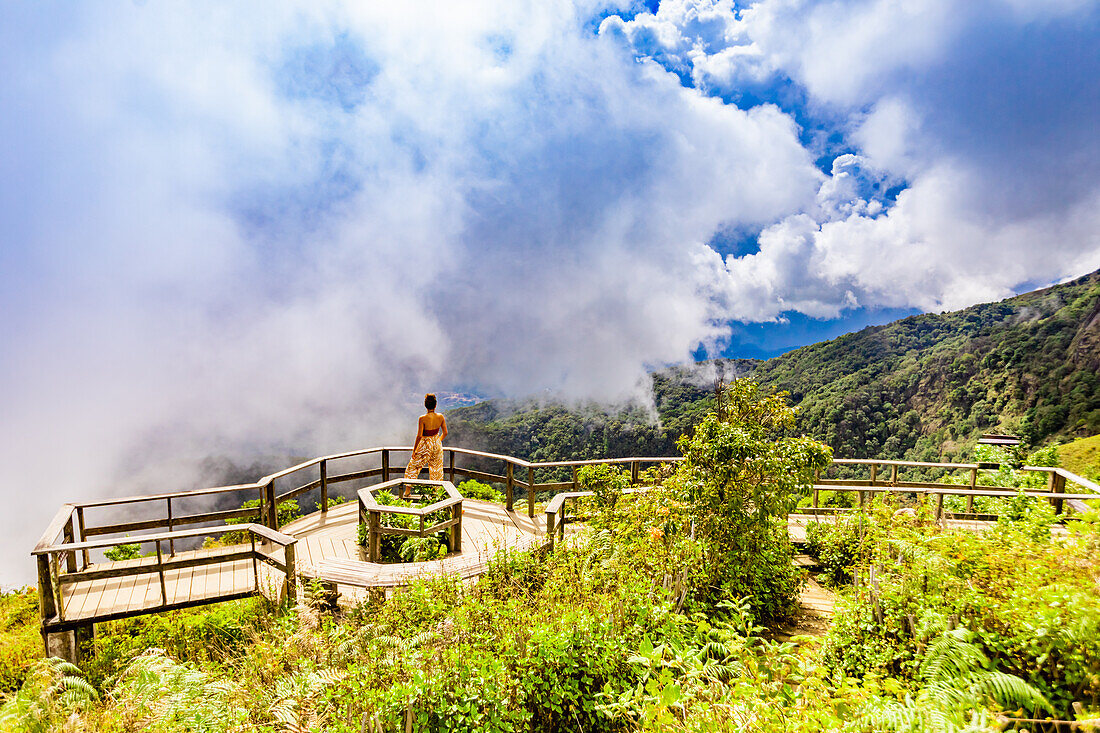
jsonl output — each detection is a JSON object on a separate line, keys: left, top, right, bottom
{"left": 964, "top": 670, "right": 1051, "bottom": 714}
{"left": 919, "top": 629, "right": 986, "bottom": 683}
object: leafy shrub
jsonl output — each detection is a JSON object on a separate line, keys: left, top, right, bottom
{"left": 669, "top": 378, "right": 830, "bottom": 623}
{"left": 228, "top": 498, "right": 301, "bottom": 529}
{"left": 82, "top": 597, "right": 275, "bottom": 687}
{"left": 399, "top": 537, "right": 447, "bottom": 563}
{"left": 357, "top": 489, "right": 449, "bottom": 562}
{"left": 805, "top": 516, "right": 870, "bottom": 585}
{"left": 992, "top": 488, "right": 1057, "bottom": 542}
{"left": 577, "top": 464, "right": 629, "bottom": 508}
{"left": 316, "top": 493, "right": 351, "bottom": 510}
{"left": 0, "top": 588, "right": 40, "bottom": 695}
{"left": 104, "top": 542, "right": 142, "bottom": 561}
{"left": 457, "top": 479, "right": 503, "bottom": 503}
{"left": 822, "top": 515, "right": 1100, "bottom": 717}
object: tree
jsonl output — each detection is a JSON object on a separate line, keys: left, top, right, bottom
{"left": 671, "top": 378, "right": 832, "bottom": 622}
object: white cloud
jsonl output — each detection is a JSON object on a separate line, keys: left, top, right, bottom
{"left": 612, "top": 0, "right": 1100, "bottom": 325}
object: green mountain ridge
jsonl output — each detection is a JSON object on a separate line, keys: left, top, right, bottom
{"left": 448, "top": 269, "right": 1100, "bottom": 462}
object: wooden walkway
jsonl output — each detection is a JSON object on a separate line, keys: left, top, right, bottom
{"left": 285, "top": 499, "right": 545, "bottom": 590}
{"left": 55, "top": 545, "right": 287, "bottom": 626}
{"left": 53, "top": 500, "right": 545, "bottom": 624}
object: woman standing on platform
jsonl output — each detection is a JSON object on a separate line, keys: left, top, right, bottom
{"left": 403, "top": 393, "right": 447, "bottom": 496}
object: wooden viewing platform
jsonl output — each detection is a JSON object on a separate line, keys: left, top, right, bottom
{"left": 33, "top": 445, "right": 1100, "bottom": 661}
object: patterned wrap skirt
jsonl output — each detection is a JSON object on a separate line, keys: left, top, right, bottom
{"left": 404, "top": 434, "right": 444, "bottom": 480}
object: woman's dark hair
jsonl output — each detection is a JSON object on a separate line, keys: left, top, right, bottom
{"left": 424, "top": 393, "right": 437, "bottom": 410}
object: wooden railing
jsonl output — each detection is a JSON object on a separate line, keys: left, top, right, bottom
{"left": 35, "top": 447, "right": 680, "bottom": 560}
{"left": 545, "top": 464, "right": 1100, "bottom": 550}
{"left": 32, "top": 447, "right": 680, "bottom": 632}
{"left": 32, "top": 521, "right": 296, "bottom": 632}
{"left": 358, "top": 479, "right": 464, "bottom": 562}
{"left": 811, "top": 459, "right": 1100, "bottom": 520}
{"left": 33, "top": 447, "right": 1100, "bottom": 633}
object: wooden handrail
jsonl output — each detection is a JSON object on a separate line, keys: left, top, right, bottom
{"left": 33, "top": 523, "right": 297, "bottom": 555}
{"left": 38, "top": 448, "right": 1100, "bottom": 557}
{"left": 34, "top": 504, "right": 76, "bottom": 553}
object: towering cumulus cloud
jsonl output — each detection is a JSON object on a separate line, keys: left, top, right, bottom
{"left": 604, "top": 0, "right": 1100, "bottom": 316}
{"left": 1, "top": 0, "right": 1099, "bottom": 583}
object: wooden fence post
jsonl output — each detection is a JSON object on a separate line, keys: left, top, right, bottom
{"left": 528, "top": 467, "right": 536, "bottom": 518}
{"left": 506, "top": 463, "right": 514, "bottom": 512}
{"left": 448, "top": 451, "right": 455, "bottom": 483}
{"left": 265, "top": 481, "right": 277, "bottom": 529}
{"left": 36, "top": 555, "right": 57, "bottom": 625}
{"left": 1049, "top": 471, "right": 1066, "bottom": 515}
{"left": 155, "top": 540, "right": 167, "bottom": 606}
{"left": 967, "top": 468, "right": 977, "bottom": 514}
{"left": 166, "top": 498, "right": 175, "bottom": 556}
{"left": 369, "top": 511, "right": 381, "bottom": 562}
{"left": 381, "top": 450, "right": 390, "bottom": 483}
{"left": 76, "top": 506, "right": 90, "bottom": 569}
{"left": 62, "top": 517, "right": 76, "bottom": 573}
{"left": 320, "top": 459, "right": 329, "bottom": 512}
{"left": 49, "top": 553, "right": 63, "bottom": 622}
{"left": 630, "top": 461, "right": 639, "bottom": 485}
{"left": 284, "top": 542, "right": 297, "bottom": 604}
{"left": 251, "top": 535, "right": 260, "bottom": 591}
{"left": 452, "top": 503, "right": 462, "bottom": 553}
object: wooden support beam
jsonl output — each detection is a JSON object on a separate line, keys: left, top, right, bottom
{"left": 506, "top": 463, "right": 514, "bottom": 512}
{"left": 369, "top": 511, "right": 381, "bottom": 563}
{"left": 967, "top": 468, "right": 977, "bottom": 513}
{"left": 381, "top": 450, "right": 390, "bottom": 483}
{"left": 528, "top": 467, "right": 536, "bottom": 518}
{"left": 155, "top": 540, "right": 167, "bottom": 606}
{"left": 1049, "top": 470, "right": 1066, "bottom": 514}
{"left": 451, "top": 503, "right": 462, "bottom": 553}
{"left": 62, "top": 518, "right": 76, "bottom": 573}
{"left": 37, "top": 555, "right": 56, "bottom": 630}
{"left": 76, "top": 507, "right": 90, "bottom": 570}
{"left": 166, "top": 498, "right": 176, "bottom": 555}
{"left": 251, "top": 535, "right": 260, "bottom": 592}
{"left": 320, "top": 459, "right": 328, "bottom": 512}
{"left": 264, "top": 481, "right": 277, "bottom": 529}
{"left": 49, "top": 553, "right": 64, "bottom": 623}
{"left": 284, "top": 542, "right": 297, "bottom": 604}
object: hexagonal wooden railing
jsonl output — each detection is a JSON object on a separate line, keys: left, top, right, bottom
{"left": 357, "top": 479, "right": 463, "bottom": 562}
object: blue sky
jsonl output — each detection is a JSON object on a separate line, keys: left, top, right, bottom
{"left": 1, "top": 0, "right": 1100, "bottom": 582}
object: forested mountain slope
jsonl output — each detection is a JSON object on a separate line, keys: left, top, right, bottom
{"left": 448, "top": 269, "right": 1100, "bottom": 462}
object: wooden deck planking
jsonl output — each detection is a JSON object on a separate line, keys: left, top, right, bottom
{"left": 56, "top": 500, "right": 545, "bottom": 624}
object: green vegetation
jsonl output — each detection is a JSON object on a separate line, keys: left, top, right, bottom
{"left": 1058, "top": 433, "right": 1100, "bottom": 482}
{"left": 455, "top": 479, "right": 503, "bottom": 503}
{"left": 670, "top": 379, "right": 830, "bottom": 622}
{"left": 0, "top": 588, "right": 39, "bottom": 695}
{"left": 358, "top": 487, "right": 452, "bottom": 562}
{"left": 818, "top": 498, "right": 1100, "bottom": 720}
{"left": 103, "top": 543, "right": 142, "bottom": 562}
